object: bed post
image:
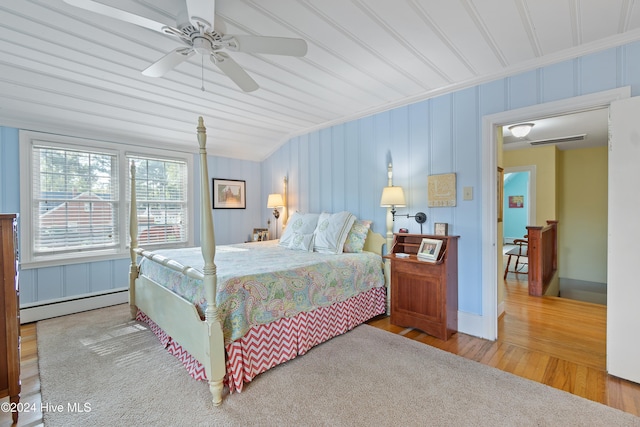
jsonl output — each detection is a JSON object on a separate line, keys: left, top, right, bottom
{"left": 129, "top": 161, "right": 139, "bottom": 320}
{"left": 197, "top": 117, "right": 226, "bottom": 406}
{"left": 282, "top": 176, "right": 288, "bottom": 227}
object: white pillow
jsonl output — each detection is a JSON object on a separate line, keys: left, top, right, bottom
{"left": 288, "top": 232, "right": 315, "bottom": 251}
{"left": 313, "top": 211, "right": 356, "bottom": 254}
{"left": 279, "top": 212, "right": 320, "bottom": 248}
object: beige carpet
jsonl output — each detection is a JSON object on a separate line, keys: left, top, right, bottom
{"left": 38, "top": 304, "right": 640, "bottom": 426}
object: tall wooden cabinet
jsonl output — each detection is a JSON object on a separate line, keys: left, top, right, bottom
{"left": 0, "top": 214, "right": 20, "bottom": 423}
{"left": 384, "top": 233, "right": 458, "bottom": 341}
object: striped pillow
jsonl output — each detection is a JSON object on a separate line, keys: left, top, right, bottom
{"left": 313, "top": 211, "right": 356, "bottom": 254}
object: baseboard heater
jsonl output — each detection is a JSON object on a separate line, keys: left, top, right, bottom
{"left": 20, "top": 288, "right": 128, "bottom": 324}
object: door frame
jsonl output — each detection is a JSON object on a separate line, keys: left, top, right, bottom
{"left": 479, "top": 87, "right": 630, "bottom": 341}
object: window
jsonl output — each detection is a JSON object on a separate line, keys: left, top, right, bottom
{"left": 32, "top": 145, "right": 119, "bottom": 256}
{"left": 128, "top": 155, "right": 188, "bottom": 245}
{"left": 20, "top": 131, "right": 191, "bottom": 267}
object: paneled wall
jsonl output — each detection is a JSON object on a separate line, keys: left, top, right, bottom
{"left": 0, "top": 128, "right": 19, "bottom": 211}
{"left": 262, "top": 93, "right": 485, "bottom": 316}
{"left": 194, "top": 153, "right": 263, "bottom": 246}
{"left": 262, "top": 40, "right": 640, "bottom": 318}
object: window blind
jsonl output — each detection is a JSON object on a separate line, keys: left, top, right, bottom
{"left": 127, "top": 155, "right": 188, "bottom": 245}
{"left": 32, "top": 145, "right": 118, "bottom": 255}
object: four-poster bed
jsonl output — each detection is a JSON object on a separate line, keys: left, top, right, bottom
{"left": 128, "top": 117, "right": 387, "bottom": 405}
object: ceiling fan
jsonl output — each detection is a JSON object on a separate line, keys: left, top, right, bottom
{"left": 63, "top": 0, "right": 308, "bottom": 92}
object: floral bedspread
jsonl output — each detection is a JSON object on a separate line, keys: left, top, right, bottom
{"left": 138, "top": 240, "right": 385, "bottom": 344}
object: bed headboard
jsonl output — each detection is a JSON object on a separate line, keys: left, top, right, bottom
{"left": 363, "top": 229, "right": 386, "bottom": 256}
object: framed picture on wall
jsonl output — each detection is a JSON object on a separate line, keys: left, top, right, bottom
{"left": 428, "top": 173, "right": 457, "bottom": 207}
{"left": 213, "top": 178, "right": 246, "bottom": 209}
{"left": 509, "top": 195, "right": 524, "bottom": 208}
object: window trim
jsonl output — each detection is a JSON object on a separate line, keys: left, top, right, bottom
{"left": 19, "top": 130, "right": 194, "bottom": 269}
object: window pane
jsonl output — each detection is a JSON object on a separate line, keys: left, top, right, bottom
{"left": 33, "top": 146, "right": 118, "bottom": 255}
{"left": 128, "top": 156, "right": 187, "bottom": 246}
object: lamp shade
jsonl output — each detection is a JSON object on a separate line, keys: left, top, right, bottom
{"left": 267, "top": 193, "right": 284, "bottom": 208}
{"left": 380, "top": 186, "right": 406, "bottom": 207}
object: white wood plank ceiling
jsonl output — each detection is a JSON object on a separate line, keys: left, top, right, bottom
{"left": 1, "top": 0, "right": 640, "bottom": 160}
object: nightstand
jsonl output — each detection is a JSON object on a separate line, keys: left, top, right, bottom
{"left": 383, "top": 233, "right": 459, "bottom": 341}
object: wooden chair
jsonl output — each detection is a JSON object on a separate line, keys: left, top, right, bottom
{"left": 504, "top": 238, "right": 528, "bottom": 280}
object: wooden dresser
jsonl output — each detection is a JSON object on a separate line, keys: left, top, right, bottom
{"left": 384, "top": 233, "right": 458, "bottom": 341}
{"left": 0, "top": 214, "right": 20, "bottom": 423}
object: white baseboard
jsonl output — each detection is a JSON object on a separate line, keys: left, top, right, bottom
{"left": 20, "top": 289, "right": 128, "bottom": 324}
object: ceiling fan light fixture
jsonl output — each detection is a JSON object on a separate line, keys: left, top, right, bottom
{"left": 192, "top": 37, "right": 212, "bottom": 55}
{"left": 509, "top": 123, "right": 534, "bottom": 138}
{"left": 64, "top": 0, "right": 307, "bottom": 92}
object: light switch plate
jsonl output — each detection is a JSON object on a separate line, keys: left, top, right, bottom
{"left": 463, "top": 186, "right": 473, "bottom": 200}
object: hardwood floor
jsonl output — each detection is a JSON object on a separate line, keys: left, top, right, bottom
{"left": 1, "top": 277, "right": 639, "bottom": 425}
{"left": 0, "top": 323, "right": 42, "bottom": 427}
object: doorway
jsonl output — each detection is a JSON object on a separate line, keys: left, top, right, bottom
{"left": 484, "top": 88, "right": 640, "bottom": 384}
{"left": 480, "top": 87, "right": 630, "bottom": 341}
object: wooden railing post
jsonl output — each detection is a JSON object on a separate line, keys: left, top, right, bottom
{"left": 526, "top": 226, "right": 543, "bottom": 296}
{"left": 526, "top": 220, "right": 559, "bottom": 296}
{"left": 547, "top": 220, "right": 558, "bottom": 274}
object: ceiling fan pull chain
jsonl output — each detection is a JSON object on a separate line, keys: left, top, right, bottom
{"left": 201, "top": 55, "right": 205, "bottom": 92}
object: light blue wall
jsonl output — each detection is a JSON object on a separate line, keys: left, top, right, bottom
{"left": 193, "top": 152, "right": 263, "bottom": 246}
{"left": 503, "top": 172, "right": 529, "bottom": 240}
{"left": 0, "top": 128, "right": 20, "bottom": 212}
{"left": 0, "top": 130, "right": 261, "bottom": 306}
{"left": 262, "top": 40, "right": 640, "bottom": 317}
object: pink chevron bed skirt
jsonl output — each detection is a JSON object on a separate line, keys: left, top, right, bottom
{"left": 137, "top": 286, "right": 386, "bottom": 393}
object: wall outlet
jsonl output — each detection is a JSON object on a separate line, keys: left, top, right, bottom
{"left": 463, "top": 186, "right": 473, "bottom": 201}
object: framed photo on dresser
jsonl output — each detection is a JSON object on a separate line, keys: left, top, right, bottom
{"left": 434, "top": 223, "right": 448, "bottom": 236}
{"left": 417, "top": 238, "right": 443, "bottom": 263}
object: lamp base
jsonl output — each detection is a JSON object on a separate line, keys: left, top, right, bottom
{"left": 272, "top": 209, "right": 280, "bottom": 239}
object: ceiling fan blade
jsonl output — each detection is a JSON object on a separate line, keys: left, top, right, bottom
{"left": 142, "top": 49, "right": 194, "bottom": 77}
{"left": 228, "top": 35, "right": 308, "bottom": 57}
{"left": 186, "top": 0, "right": 216, "bottom": 30}
{"left": 212, "top": 53, "right": 259, "bottom": 92}
{"left": 63, "top": 0, "right": 168, "bottom": 33}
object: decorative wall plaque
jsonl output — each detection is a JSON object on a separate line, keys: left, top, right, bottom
{"left": 428, "top": 173, "right": 456, "bottom": 207}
